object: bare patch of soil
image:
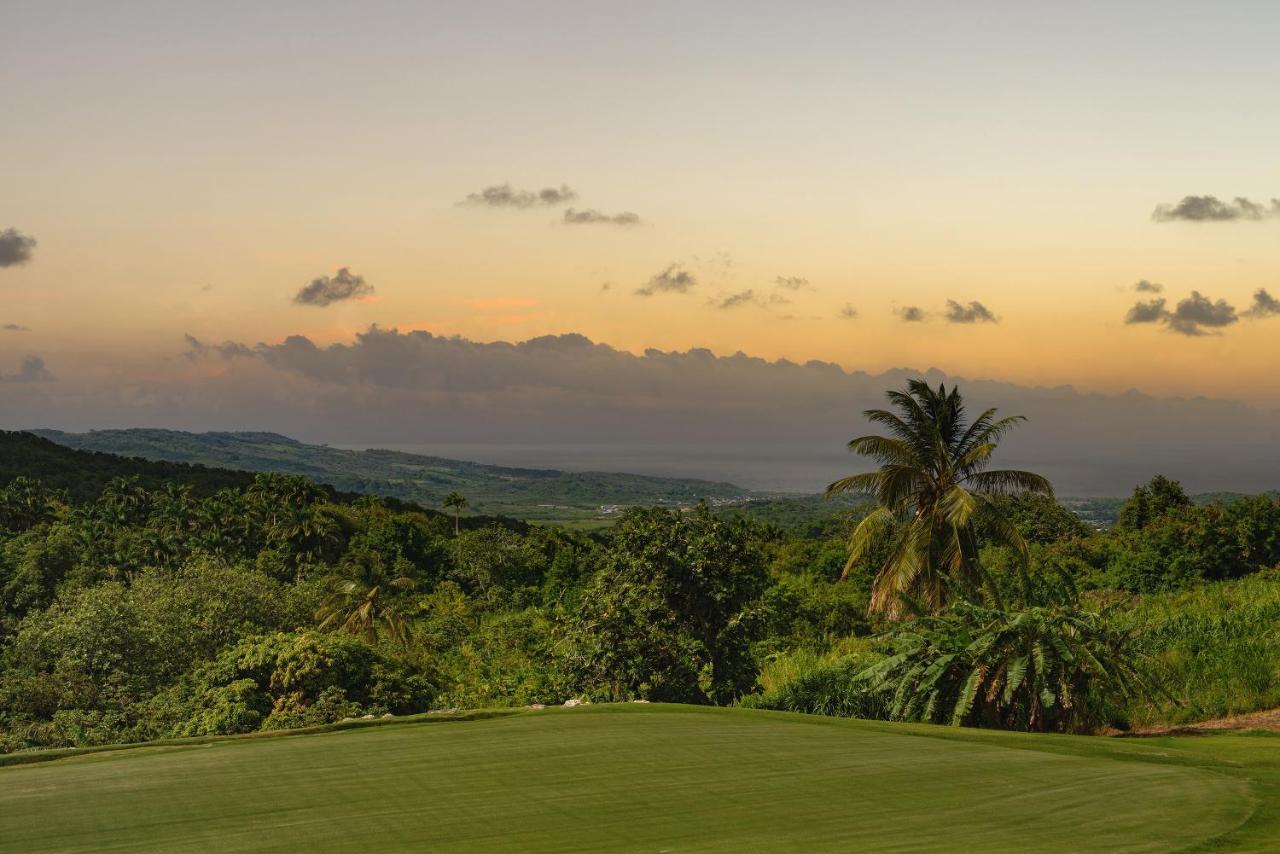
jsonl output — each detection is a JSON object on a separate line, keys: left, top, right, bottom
{"left": 1119, "top": 707, "right": 1280, "bottom": 737}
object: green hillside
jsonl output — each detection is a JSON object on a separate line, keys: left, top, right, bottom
{"left": 0, "top": 705, "right": 1268, "bottom": 853}
{"left": 33, "top": 428, "right": 753, "bottom": 521}
{"left": 0, "top": 430, "right": 258, "bottom": 503}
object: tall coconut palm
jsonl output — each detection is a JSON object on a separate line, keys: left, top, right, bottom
{"left": 443, "top": 492, "right": 468, "bottom": 536}
{"left": 316, "top": 550, "right": 415, "bottom": 646}
{"left": 827, "top": 380, "right": 1052, "bottom": 617}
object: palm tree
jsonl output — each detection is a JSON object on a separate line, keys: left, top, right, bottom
{"left": 856, "top": 572, "right": 1153, "bottom": 733}
{"left": 316, "top": 550, "right": 415, "bottom": 645}
{"left": 827, "top": 380, "right": 1052, "bottom": 617}
{"left": 443, "top": 491, "right": 468, "bottom": 536}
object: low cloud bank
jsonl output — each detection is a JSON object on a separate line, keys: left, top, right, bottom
{"left": 5, "top": 327, "right": 1280, "bottom": 494}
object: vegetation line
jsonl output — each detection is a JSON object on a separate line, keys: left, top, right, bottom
{"left": 0, "top": 709, "right": 523, "bottom": 769}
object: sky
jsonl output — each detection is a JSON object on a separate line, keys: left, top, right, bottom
{"left": 3, "top": 2, "right": 1280, "bottom": 491}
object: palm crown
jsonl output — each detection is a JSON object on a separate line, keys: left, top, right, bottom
{"left": 828, "top": 380, "right": 1052, "bottom": 617}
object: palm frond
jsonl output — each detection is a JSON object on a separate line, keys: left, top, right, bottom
{"left": 965, "top": 469, "right": 1054, "bottom": 497}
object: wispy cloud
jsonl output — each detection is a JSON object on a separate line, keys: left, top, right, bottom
{"left": 708, "top": 289, "right": 791, "bottom": 310}
{"left": 1244, "top": 288, "right": 1280, "bottom": 319}
{"left": 563, "top": 208, "right": 641, "bottom": 226}
{"left": 898, "top": 306, "right": 927, "bottom": 322}
{"left": 838, "top": 304, "right": 858, "bottom": 320}
{"left": 1152, "top": 195, "right": 1280, "bottom": 223}
{"left": 184, "top": 334, "right": 256, "bottom": 362}
{"left": 2, "top": 323, "right": 30, "bottom": 332}
{"left": 636, "top": 264, "right": 697, "bottom": 296}
{"left": 2, "top": 355, "right": 52, "bottom": 383}
{"left": 464, "top": 183, "right": 578, "bottom": 208}
{"left": 773, "top": 275, "right": 811, "bottom": 291}
{"left": 0, "top": 228, "right": 37, "bottom": 268}
{"left": 294, "top": 267, "right": 374, "bottom": 307}
{"left": 713, "top": 289, "right": 757, "bottom": 309}
{"left": 1134, "top": 279, "right": 1164, "bottom": 293}
{"left": 944, "top": 300, "right": 999, "bottom": 324}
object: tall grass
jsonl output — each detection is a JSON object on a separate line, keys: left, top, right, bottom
{"left": 740, "top": 642, "right": 888, "bottom": 719}
{"left": 1122, "top": 573, "right": 1280, "bottom": 726}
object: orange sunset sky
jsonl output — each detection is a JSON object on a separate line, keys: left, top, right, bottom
{"left": 3, "top": 2, "right": 1279, "bottom": 408}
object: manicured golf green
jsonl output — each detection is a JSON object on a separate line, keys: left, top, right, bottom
{"left": 0, "top": 705, "right": 1273, "bottom": 852}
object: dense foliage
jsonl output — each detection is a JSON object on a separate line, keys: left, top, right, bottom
{"left": 3, "top": 393, "right": 1280, "bottom": 752}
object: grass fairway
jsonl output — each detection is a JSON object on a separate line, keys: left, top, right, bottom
{"left": 0, "top": 705, "right": 1273, "bottom": 852}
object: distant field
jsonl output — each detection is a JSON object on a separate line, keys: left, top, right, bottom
{"left": 1, "top": 705, "right": 1271, "bottom": 852}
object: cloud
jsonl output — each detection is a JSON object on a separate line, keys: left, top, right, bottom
{"left": 1125, "top": 298, "right": 1169, "bottom": 325}
{"left": 464, "top": 183, "right": 578, "bottom": 209}
{"left": 944, "top": 300, "right": 999, "bottom": 324}
{"left": 1152, "top": 195, "right": 1280, "bottom": 223}
{"left": 1244, "top": 288, "right": 1280, "bottom": 319}
{"left": 838, "top": 304, "right": 858, "bottom": 320}
{"left": 1134, "top": 279, "right": 1164, "bottom": 293}
{"left": 563, "top": 208, "right": 641, "bottom": 226}
{"left": 773, "top": 275, "right": 811, "bottom": 291}
{"left": 0, "top": 228, "right": 37, "bottom": 268}
{"left": 1167, "top": 291, "right": 1238, "bottom": 336}
{"left": 636, "top": 264, "right": 697, "bottom": 296}
{"left": 184, "top": 334, "right": 256, "bottom": 362}
{"left": 898, "top": 306, "right": 927, "bottom": 322}
{"left": 708, "top": 289, "right": 792, "bottom": 310}
{"left": 1127, "top": 291, "right": 1239, "bottom": 336}
{"left": 293, "top": 267, "right": 374, "bottom": 307}
{"left": 2, "top": 355, "right": 52, "bottom": 383}
{"left": 13, "top": 325, "right": 1280, "bottom": 496}
{"left": 2, "top": 323, "right": 30, "bottom": 332}
{"left": 714, "top": 289, "right": 757, "bottom": 310}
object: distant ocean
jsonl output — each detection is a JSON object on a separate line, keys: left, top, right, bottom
{"left": 338, "top": 441, "right": 1280, "bottom": 498}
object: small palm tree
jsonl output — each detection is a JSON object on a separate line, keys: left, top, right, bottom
{"left": 443, "top": 491, "right": 468, "bottom": 536}
{"left": 316, "top": 550, "right": 415, "bottom": 645}
{"left": 856, "top": 573, "right": 1153, "bottom": 733}
{"left": 828, "top": 380, "right": 1051, "bottom": 617}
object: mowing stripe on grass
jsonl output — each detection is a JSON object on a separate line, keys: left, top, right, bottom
{"left": 0, "top": 705, "right": 1254, "bottom": 853}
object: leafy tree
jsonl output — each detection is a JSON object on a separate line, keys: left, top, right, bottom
{"left": 449, "top": 526, "right": 547, "bottom": 604}
{"left": 989, "top": 492, "right": 1091, "bottom": 545}
{"left": 167, "top": 631, "right": 433, "bottom": 736}
{"left": 1117, "top": 475, "right": 1192, "bottom": 530}
{"left": 827, "top": 380, "right": 1052, "bottom": 617}
{"left": 567, "top": 505, "right": 767, "bottom": 704}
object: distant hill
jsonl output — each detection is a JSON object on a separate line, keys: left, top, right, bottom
{"left": 0, "top": 431, "right": 259, "bottom": 503}
{"left": 32, "top": 429, "right": 753, "bottom": 521}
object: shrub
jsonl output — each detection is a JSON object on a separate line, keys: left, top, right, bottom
{"left": 740, "top": 646, "right": 887, "bottom": 719}
{"left": 170, "top": 631, "right": 434, "bottom": 736}
{"left": 859, "top": 574, "right": 1150, "bottom": 733}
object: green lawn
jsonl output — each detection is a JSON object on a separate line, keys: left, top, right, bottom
{"left": 1, "top": 705, "right": 1274, "bottom": 852}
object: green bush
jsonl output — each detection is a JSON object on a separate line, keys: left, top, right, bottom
{"left": 169, "top": 631, "right": 434, "bottom": 737}
{"left": 740, "top": 646, "right": 887, "bottom": 719}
